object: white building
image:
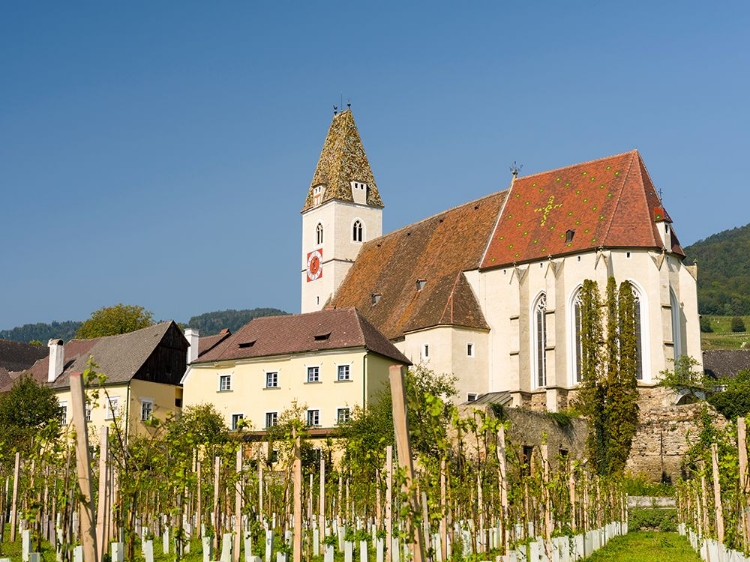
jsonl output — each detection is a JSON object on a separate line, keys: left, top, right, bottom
{"left": 301, "top": 109, "right": 701, "bottom": 411}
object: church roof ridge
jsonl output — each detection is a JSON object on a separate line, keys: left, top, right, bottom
{"left": 516, "top": 149, "right": 640, "bottom": 182}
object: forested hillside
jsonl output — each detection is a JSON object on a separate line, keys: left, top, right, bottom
{"left": 684, "top": 223, "right": 750, "bottom": 315}
{"left": 0, "top": 321, "right": 81, "bottom": 344}
{"left": 186, "top": 308, "right": 288, "bottom": 335}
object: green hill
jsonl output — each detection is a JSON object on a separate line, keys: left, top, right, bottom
{"left": 684, "top": 223, "right": 750, "bottom": 316}
{"left": 0, "top": 321, "right": 81, "bottom": 344}
{"left": 186, "top": 308, "right": 289, "bottom": 335}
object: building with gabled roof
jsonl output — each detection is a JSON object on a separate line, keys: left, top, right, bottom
{"left": 181, "top": 308, "right": 410, "bottom": 434}
{"left": 22, "top": 321, "right": 188, "bottom": 438}
{"left": 301, "top": 109, "right": 701, "bottom": 411}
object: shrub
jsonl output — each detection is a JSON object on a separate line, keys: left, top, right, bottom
{"left": 628, "top": 508, "right": 678, "bottom": 532}
{"left": 732, "top": 317, "right": 746, "bottom": 333}
{"left": 700, "top": 316, "right": 713, "bottom": 333}
{"left": 623, "top": 474, "right": 675, "bottom": 497}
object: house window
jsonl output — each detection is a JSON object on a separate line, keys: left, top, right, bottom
{"left": 106, "top": 397, "right": 119, "bottom": 420}
{"left": 231, "top": 413, "right": 244, "bottom": 431}
{"left": 422, "top": 344, "right": 430, "bottom": 359}
{"left": 140, "top": 400, "right": 153, "bottom": 421}
{"left": 467, "top": 343, "right": 474, "bottom": 357}
{"left": 306, "top": 409, "right": 320, "bottom": 427}
{"left": 265, "top": 412, "right": 278, "bottom": 428}
{"left": 337, "top": 408, "right": 351, "bottom": 424}
{"left": 316, "top": 223, "right": 324, "bottom": 245}
{"left": 266, "top": 371, "right": 279, "bottom": 388}
{"left": 352, "top": 220, "right": 363, "bottom": 242}
{"left": 467, "top": 393, "right": 478, "bottom": 403}
{"left": 337, "top": 365, "right": 351, "bottom": 381}
{"left": 312, "top": 185, "right": 324, "bottom": 206}
{"left": 219, "top": 374, "right": 232, "bottom": 392}
{"left": 307, "top": 366, "right": 320, "bottom": 383}
{"left": 58, "top": 402, "right": 68, "bottom": 425}
{"left": 85, "top": 404, "right": 92, "bottom": 422}
{"left": 534, "top": 293, "right": 547, "bottom": 388}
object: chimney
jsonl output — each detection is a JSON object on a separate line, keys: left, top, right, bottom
{"left": 185, "top": 328, "right": 199, "bottom": 364}
{"left": 47, "top": 339, "right": 64, "bottom": 383}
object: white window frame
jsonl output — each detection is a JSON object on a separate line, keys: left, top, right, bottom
{"left": 532, "top": 292, "right": 547, "bottom": 389}
{"left": 306, "top": 409, "right": 320, "bottom": 427}
{"left": 422, "top": 344, "right": 430, "bottom": 360}
{"left": 337, "top": 407, "right": 351, "bottom": 425}
{"left": 307, "top": 365, "right": 320, "bottom": 383}
{"left": 568, "top": 286, "right": 584, "bottom": 386}
{"left": 218, "top": 373, "right": 232, "bottom": 392}
{"left": 316, "top": 223, "right": 324, "bottom": 245}
{"left": 58, "top": 401, "right": 68, "bottom": 425}
{"left": 140, "top": 399, "right": 154, "bottom": 422}
{"left": 265, "top": 411, "right": 278, "bottom": 428}
{"left": 105, "top": 396, "right": 120, "bottom": 420}
{"left": 231, "top": 413, "right": 244, "bottom": 431}
{"left": 337, "top": 364, "right": 351, "bottom": 381}
{"left": 266, "top": 371, "right": 279, "bottom": 388}
{"left": 85, "top": 403, "right": 92, "bottom": 422}
{"left": 467, "top": 393, "right": 478, "bottom": 403}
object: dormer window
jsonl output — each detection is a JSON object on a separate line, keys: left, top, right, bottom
{"left": 416, "top": 279, "right": 426, "bottom": 291}
{"left": 351, "top": 181, "right": 367, "bottom": 205}
{"left": 313, "top": 333, "right": 331, "bottom": 341}
{"left": 238, "top": 340, "right": 256, "bottom": 349}
{"left": 312, "top": 185, "right": 325, "bottom": 206}
{"left": 371, "top": 293, "right": 381, "bottom": 305}
{"left": 565, "top": 229, "right": 575, "bottom": 244}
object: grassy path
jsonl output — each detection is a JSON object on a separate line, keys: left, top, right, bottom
{"left": 586, "top": 531, "right": 701, "bottom": 561}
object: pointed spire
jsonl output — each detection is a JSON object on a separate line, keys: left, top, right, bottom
{"left": 302, "top": 109, "right": 383, "bottom": 212}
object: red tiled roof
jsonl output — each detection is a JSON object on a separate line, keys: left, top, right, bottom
{"left": 198, "top": 330, "right": 232, "bottom": 359}
{"left": 481, "top": 150, "right": 684, "bottom": 269}
{"left": 332, "top": 192, "right": 505, "bottom": 340}
{"left": 193, "top": 308, "right": 410, "bottom": 365}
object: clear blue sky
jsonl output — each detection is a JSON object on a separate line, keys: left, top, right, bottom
{"left": 2, "top": 2, "right": 749, "bottom": 330}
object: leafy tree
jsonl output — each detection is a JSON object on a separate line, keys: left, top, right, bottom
{"left": 75, "top": 303, "right": 154, "bottom": 338}
{"left": 699, "top": 316, "right": 713, "bottom": 333}
{"left": 731, "top": 317, "right": 746, "bottom": 333}
{"left": 659, "top": 355, "right": 713, "bottom": 401}
{"left": 0, "top": 320, "right": 81, "bottom": 343}
{"left": 574, "top": 278, "right": 639, "bottom": 476}
{"left": 708, "top": 369, "right": 750, "bottom": 420}
{"left": 0, "top": 374, "right": 60, "bottom": 455}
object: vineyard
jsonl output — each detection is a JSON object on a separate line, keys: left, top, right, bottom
{"left": 0, "top": 366, "right": 630, "bottom": 562}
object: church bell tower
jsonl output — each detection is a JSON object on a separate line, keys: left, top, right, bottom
{"left": 301, "top": 109, "right": 383, "bottom": 313}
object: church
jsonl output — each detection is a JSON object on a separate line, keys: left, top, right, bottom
{"left": 301, "top": 109, "right": 702, "bottom": 412}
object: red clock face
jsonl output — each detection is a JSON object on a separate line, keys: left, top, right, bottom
{"left": 307, "top": 249, "right": 323, "bottom": 282}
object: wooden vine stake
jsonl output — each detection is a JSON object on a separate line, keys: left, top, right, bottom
{"left": 738, "top": 417, "right": 750, "bottom": 548}
{"left": 196, "top": 457, "right": 202, "bottom": 538}
{"left": 541, "top": 444, "right": 552, "bottom": 557}
{"left": 70, "top": 372, "right": 98, "bottom": 562}
{"left": 214, "top": 456, "right": 221, "bottom": 552}
{"left": 234, "top": 446, "right": 243, "bottom": 562}
{"left": 389, "top": 365, "right": 425, "bottom": 562}
{"left": 385, "top": 445, "right": 393, "bottom": 562}
{"left": 497, "top": 426, "right": 508, "bottom": 553}
{"left": 319, "top": 455, "right": 326, "bottom": 552}
{"left": 95, "top": 426, "right": 109, "bottom": 562}
{"left": 292, "top": 429, "right": 302, "bottom": 562}
{"left": 711, "top": 443, "right": 725, "bottom": 543}
{"left": 10, "top": 451, "right": 20, "bottom": 543}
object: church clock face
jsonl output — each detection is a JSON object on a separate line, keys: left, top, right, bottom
{"left": 307, "top": 249, "right": 323, "bottom": 282}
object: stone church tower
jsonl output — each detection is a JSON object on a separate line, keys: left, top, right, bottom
{"left": 301, "top": 109, "right": 383, "bottom": 313}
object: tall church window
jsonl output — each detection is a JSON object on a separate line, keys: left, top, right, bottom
{"left": 633, "top": 287, "right": 644, "bottom": 380}
{"left": 316, "top": 223, "right": 324, "bottom": 245}
{"left": 573, "top": 291, "right": 583, "bottom": 384}
{"left": 353, "top": 220, "right": 363, "bottom": 242}
{"left": 533, "top": 293, "right": 547, "bottom": 388}
{"left": 670, "top": 289, "right": 682, "bottom": 360}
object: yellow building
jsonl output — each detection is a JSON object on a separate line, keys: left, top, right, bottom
{"left": 181, "top": 308, "right": 410, "bottom": 433}
{"left": 25, "top": 322, "right": 188, "bottom": 439}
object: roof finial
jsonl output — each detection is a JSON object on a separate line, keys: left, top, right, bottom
{"left": 347, "top": 98, "right": 351, "bottom": 110}
{"left": 333, "top": 105, "right": 338, "bottom": 116}
{"left": 510, "top": 161, "right": 523, "bottom": 177}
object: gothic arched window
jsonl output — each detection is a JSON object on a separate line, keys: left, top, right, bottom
{"left": 533, "top": 293, "right": 547, "bottom": 388}
{"left": 632, "top": 287, "right": 644, "bottom": 380}
{"left": 573, "top": 291, "right": 583, "bottom": 384}
{"left": 316, "top": 223, "right": 324, "bottom": 245}
{"left": 670, "top": 289, "right": 682, "bottom": 361}
{"left": 352, "top": 220, "right": 363, "bottom": 242}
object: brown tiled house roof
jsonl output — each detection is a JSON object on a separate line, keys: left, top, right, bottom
{"left": 703, "top": 350, "right": 750, "bottom": 380}
{"left": 482, "top": 150, "right": 684, "bottom": 269}
{"left": 301, "top": 109, "right": 383, "bottom": 212}
{"left": 198, "top": 329, "right": 232, "bottom": 359}
{"left": 332, "top": 192, "right": 506, "bottom": 340}
{"left": 25, "top": 322, "right": 187, "bottom": 389}
{"left": 193, "top": 308, "right": 410, "bottom": 365}
{"left": 0, "top": 339, "right": 48, "bottom": 372}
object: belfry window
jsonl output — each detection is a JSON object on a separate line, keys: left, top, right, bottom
{"left": 353, "top": 220, "right": 363, "bottom": 242}
{"left": 316, "top": 223, "right": 324, "bottom": 245}
{"left": 533, "top": 293, "right": 547, "bottom": 388}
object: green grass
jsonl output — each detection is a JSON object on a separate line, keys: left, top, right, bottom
{"left": 585, "top": 531, "right": 701, "bottom": 562}
{"left": 701, "top": 315, "right": 750, "bottom": 350}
